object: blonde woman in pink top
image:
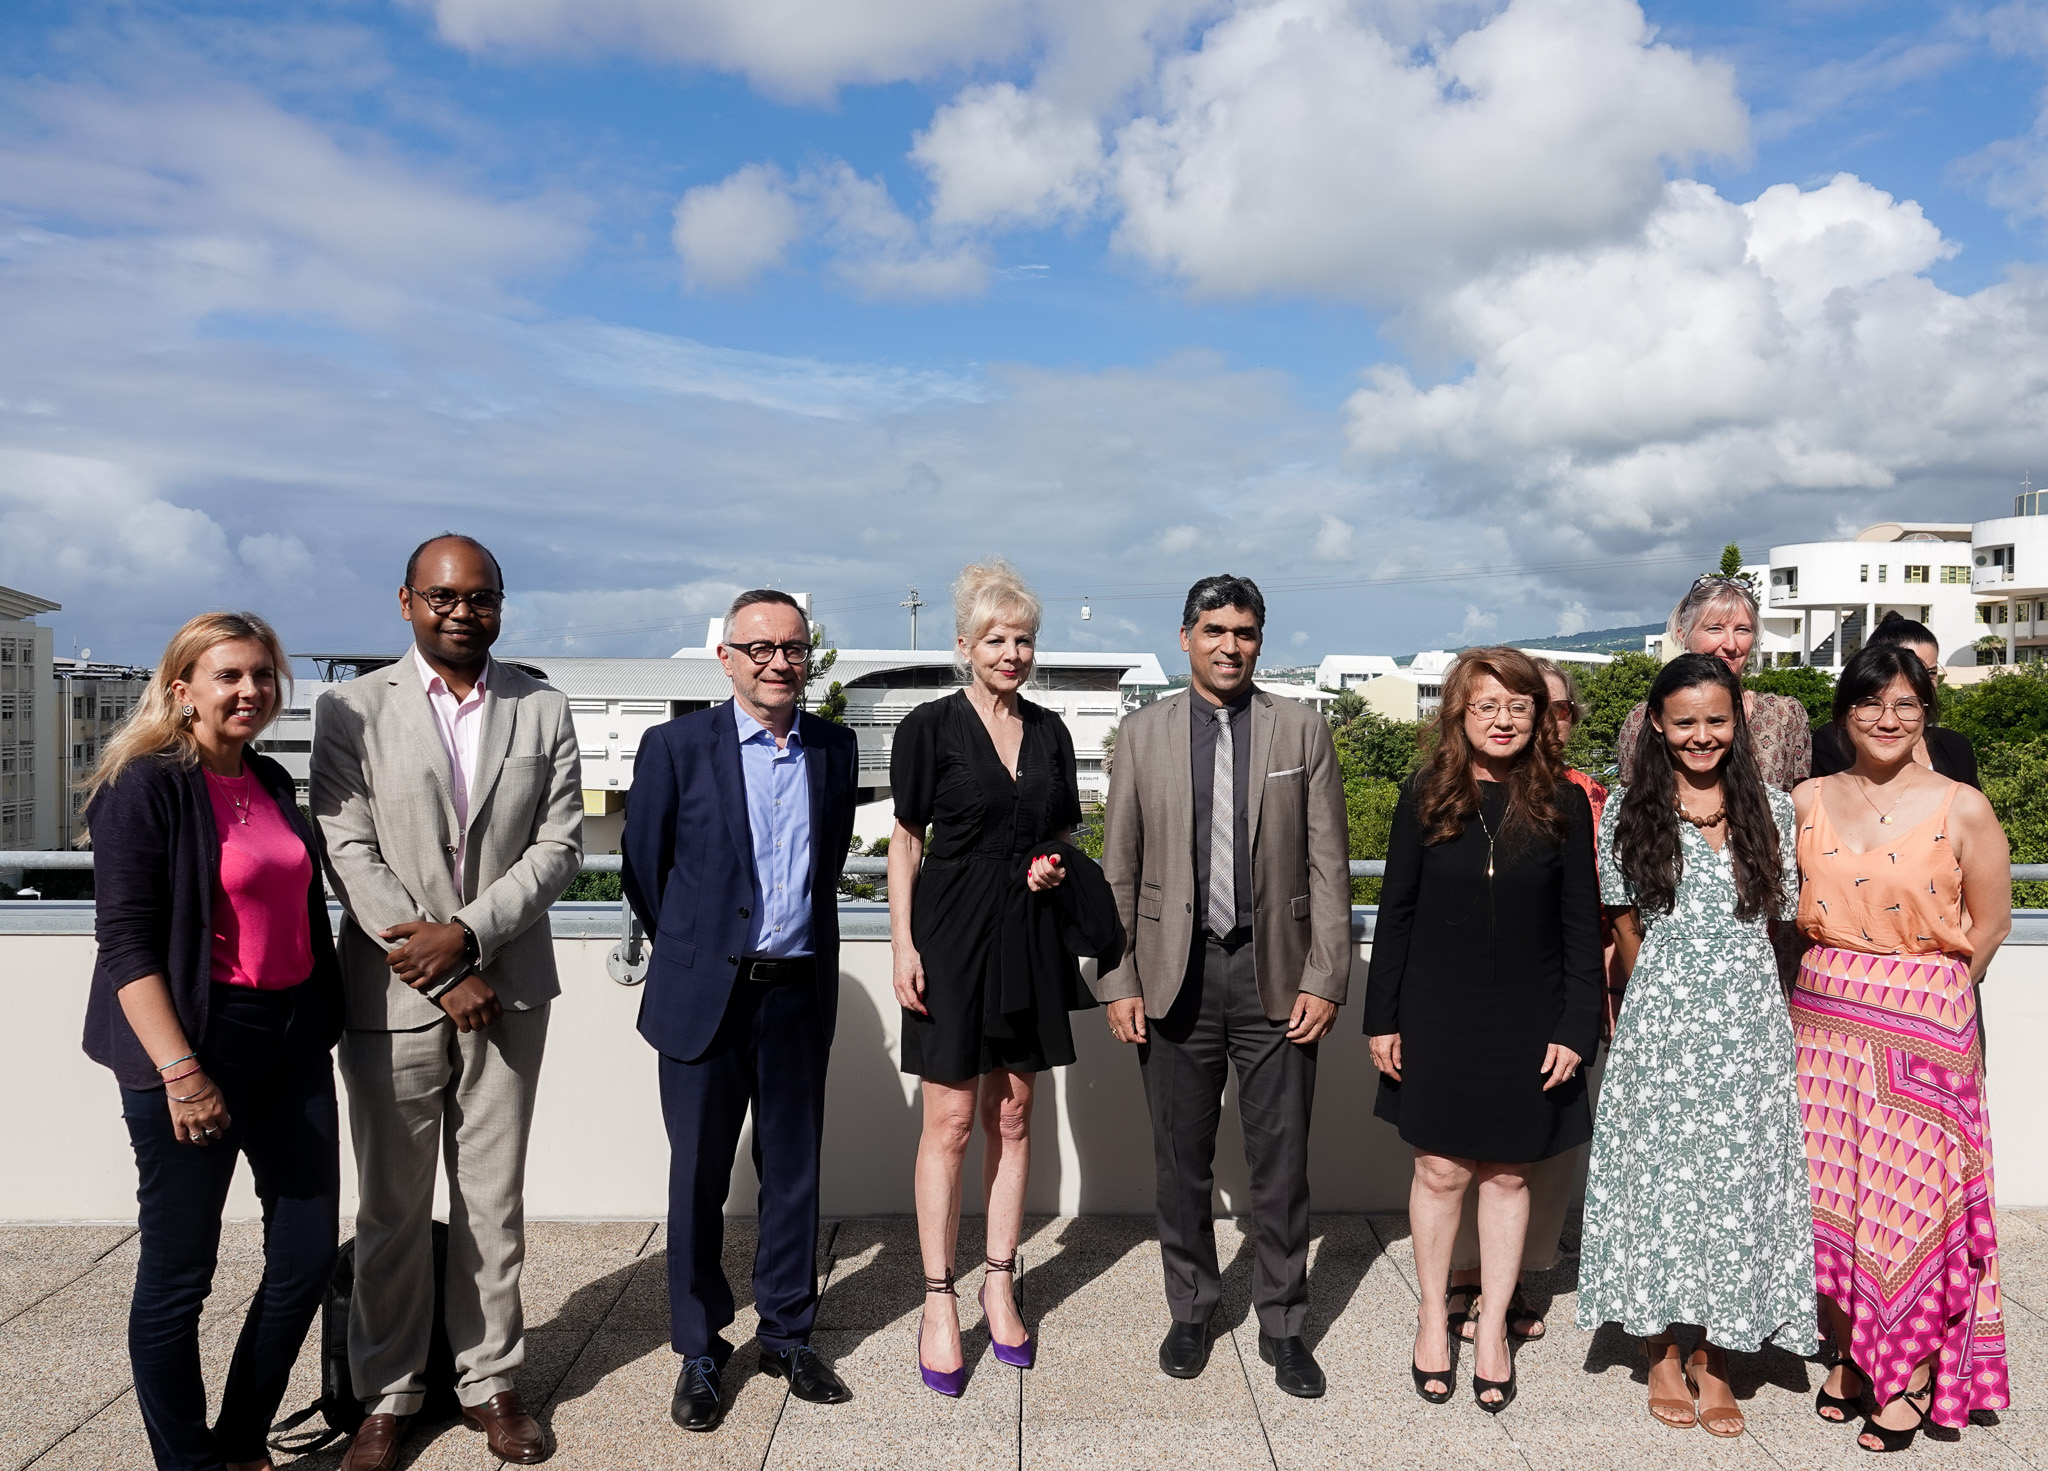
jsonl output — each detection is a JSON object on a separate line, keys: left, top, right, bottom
{"left": 81, "top": 611, "right": 343, "bottom": 1471}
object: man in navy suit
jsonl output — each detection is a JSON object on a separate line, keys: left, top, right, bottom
{"left": 622, "top": 590, "right": 860, "bottom": 1433}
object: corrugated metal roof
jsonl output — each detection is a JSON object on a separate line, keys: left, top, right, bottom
{"left": 512, "top": 657, "right": 734, "bottom": 702}
{"left": 670, "top": 647, "right": 1168, "bottom": 687}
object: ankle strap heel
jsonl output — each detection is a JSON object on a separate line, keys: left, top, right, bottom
{"left": 983, "top": 1255, "right": 1017, "bottom": 1275}
{"left": 923, "top": 1270, "right": 957, "bottom": 1296}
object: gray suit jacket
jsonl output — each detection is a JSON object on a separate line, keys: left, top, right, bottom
{"left": 1097, "top": 687, "right": 1351, "bottom": 1020}
{"left": 311, "top": 650, "right": 584, "bottom": 1029}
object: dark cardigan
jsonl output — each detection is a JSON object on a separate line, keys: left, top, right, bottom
{"left": 82, "top": 750, "right": 342, "bottom": 1091}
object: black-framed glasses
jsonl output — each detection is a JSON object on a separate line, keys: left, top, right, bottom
{"left": 727, "top": 640, "right": 815, "bottom": 666}
{"left": 407, "top": 586, "right": 504, "bottom": 615}
{"left": 1849, "top": 697, "right": 1926, "bottom": 725}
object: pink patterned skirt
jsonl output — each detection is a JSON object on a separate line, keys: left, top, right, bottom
{"left": 1792, "top": 945, "right": 2008, "bottom": 1427}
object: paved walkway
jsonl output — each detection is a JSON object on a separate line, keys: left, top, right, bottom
{"left": 5, "top": 1211, "right": 2047, "bottom": 1470}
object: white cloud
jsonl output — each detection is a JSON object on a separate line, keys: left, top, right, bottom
{"left": 1554, "top": 600, "right": 1590, "bottom": 636}
{"left": 1345, "top": 174, "right": 2047, "bottom": 541}
{"left": 1289, "top": 628, "right": 1309, "bottom": 646}
{"left": 1311, "top": 513, "right": 1355, "bottom": 561}
{"left": 1458, "top": 603, "right": 1498, "bottom": 639}
{"left": 1108, "top": 0, "right": 1746, "bottom": 298}
{"left": 913, "top": 83, "right": 1105, "bottom": 229}
{"left": 0, "top": 449, "right": 233, "bottom": 599}
{"left": 673, "top": 164, "right": 802, "bottom": 289}
{"left": 238, "top": 531, "right": 316, "bottom": 585}
{"left": 1154, "top": 524, "right": 1203, "bottom": 554}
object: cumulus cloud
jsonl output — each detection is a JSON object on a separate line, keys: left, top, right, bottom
{"left": 913, "top": 83, "right": 1105, "bottom": 229}
{"left": 673, "top": 161, "right": 986, "bottom": 299}
{"left": 1108, "top": 0, "right": 1746, "bottom": 298}
{"left": 1555, "top": 600, "right": 1590, "bottom": 636}
{"left": 1345, "top": 174, "right": 2041, "bottom": 539}
{"left": 672, "top": 164, "right": 802, "bottom": 289}
{"left": 1312, "top": 513, "right": 1355, "bottom": 561}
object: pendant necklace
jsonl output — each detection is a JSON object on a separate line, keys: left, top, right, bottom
{"left": 1852, "top": 773, "right": 1907, "bottom": 826}
{"left": 1474, "top": 797, "right": 1496, "bottom": 880}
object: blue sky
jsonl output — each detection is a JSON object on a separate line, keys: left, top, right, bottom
{"left": 3, "top": 0, "right": 2048, "bottom": 669}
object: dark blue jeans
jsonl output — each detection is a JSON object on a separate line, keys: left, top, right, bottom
{"left": 121, "top": 982, "right": 339, "bottom": 1470}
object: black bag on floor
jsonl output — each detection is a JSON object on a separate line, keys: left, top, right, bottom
{"left": 269, "top": 1220, "right": 461, "bottom": 1451}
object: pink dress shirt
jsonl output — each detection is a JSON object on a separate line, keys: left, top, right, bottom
{"left": 416, "top": 648, "right": 489, "bottom": 889}
{"left": 203, "top": 770, "right": 314, "bottom": 989}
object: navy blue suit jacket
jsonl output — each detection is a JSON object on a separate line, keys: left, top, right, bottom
{"left": 623, "top": 700, "right": 859, "bottom": 1063}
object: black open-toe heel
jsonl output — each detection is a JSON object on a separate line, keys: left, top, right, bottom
{"left": 1858, "top": 1380, "right": 1933, "bottom": 1453}
{"left": 1411, "top": 1361, "right": 1453, "bottom": 1404}
{"left": 1446, "top": 1284, "right": 1481, "bottom": 1343}
{"left": 1816, "top": 1356, "right": 1866, "bottom": 1425}
{"left": 1474, "top": 1363, "right": 1517, "bottom": 1414}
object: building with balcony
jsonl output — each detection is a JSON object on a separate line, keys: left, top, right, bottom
{"left": 0, "top": 584, "right": 56, "bottom": 852}
{"left": 1765, "top": 523, "right": 1977, "bottom": 668}
{"left": 50, "top": 658, "right": 152, "bottom": 848}
{"left": 1970, "top": 485, "right": 2048, "bottom": 664}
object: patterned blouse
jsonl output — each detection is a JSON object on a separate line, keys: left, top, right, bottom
{"left": 1615, "top": 691, "right": 1812, "bottom": 793}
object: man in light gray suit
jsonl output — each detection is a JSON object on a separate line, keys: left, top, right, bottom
{"left": 1098, "top": 574, "right": 1351, "bottom": 1398}
{"left": 313, "top": 534, "right": 582, "bottom": 1471}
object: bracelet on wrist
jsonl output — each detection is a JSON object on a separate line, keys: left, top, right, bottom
{"left": 160, "top": 1065, "right": 204, "bottom": 1086}
{"left": 153, "top": 1050, "right": 198, "bottom": 1073}
{"left": 169, "top": 1083, "right": 216, "bottom": 1104}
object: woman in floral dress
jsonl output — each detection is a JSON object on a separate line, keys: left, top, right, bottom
{"left": 1579, "top": 654, "right": 1815, "bottom": 1437}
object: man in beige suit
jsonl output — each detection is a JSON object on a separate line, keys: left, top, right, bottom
{"left": 1099, "top": 574, "right": 1351, "bottom": 1397}
{"left": 313, "top": 534, "right": 582, "bottom": 1470}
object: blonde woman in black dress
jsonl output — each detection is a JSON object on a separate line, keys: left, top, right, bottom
{"left": 888, "top": 561, "right": 1086, "bottom": 1394}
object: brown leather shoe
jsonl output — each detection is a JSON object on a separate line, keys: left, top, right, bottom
{"left": 339, "top": 1414, "right": 413, "bottom": 1471}
{"left": 461, "top": 1390, "right": 550, "bottom": 1464}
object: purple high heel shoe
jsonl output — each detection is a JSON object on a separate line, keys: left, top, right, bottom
{"left": 918, "top": 1270, "right": 968, "bottom": 1397}
{"left": 980, "top": 1255, "right": 1036, "bottom": 1369}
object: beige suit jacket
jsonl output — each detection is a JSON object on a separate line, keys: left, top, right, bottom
{"left": 311, "top": 650, "right": 585, "bottom": 1029}
{"left": 1097, "top": 687, "right": 1351, "bottom": 1020}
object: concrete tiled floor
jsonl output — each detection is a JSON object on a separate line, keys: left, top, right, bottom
{"left": 6, "top": 1212, "right": 2047, "bottom": 1470}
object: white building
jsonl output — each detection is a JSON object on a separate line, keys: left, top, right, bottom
{"left": 1970, "top": 487, "right": 2048, "bottom": 665}
{"left": 1765, "top": 524, "right": 1977, "bottom": 669}
{"left": 1315, "top": 648, "right": 1612, "bottom": 722}
{"left": 0, "top": 584, "right": 57, "bottom": 853}
{"left": 50, "top": 659, "right": 152, "bottom": 849}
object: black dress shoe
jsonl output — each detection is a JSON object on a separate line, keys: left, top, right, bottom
{"left": 762, "top": 1344, "right": 853, "bottom": 1404}
{"left": 1258, "top": 1333, "right": 1326, "bottom": 1398}
{"left": 671, "top": 1355, "right": 725, "bottom": 1432}
{"left": 1159, "top": 1319, "right": 1211, "bottom": 1379}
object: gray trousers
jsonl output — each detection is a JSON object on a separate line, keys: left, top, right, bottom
{"left": 339, "top": 1004, "right": 548, "bottom": 1416}
{"left": 1139, "top": 935, "right": 1316, "bottom": 1338}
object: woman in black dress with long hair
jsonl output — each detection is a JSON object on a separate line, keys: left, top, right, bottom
{"left": 1364, "top": 647, "right": 1602, "bottom": 1413}
{"left": 887, "top": 561, "right": 1087, "bottom": 1394}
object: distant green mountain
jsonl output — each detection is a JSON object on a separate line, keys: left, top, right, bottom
{"left": 1506, "top": 623, "right": 1663, "bottom": 656}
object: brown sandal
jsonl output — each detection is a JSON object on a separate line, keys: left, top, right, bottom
{"left": 1687, "top": 1346, "right": 1745, "bottom": 1438}
{"left": 1644, "top": 1337, "right": 1697, "bottom": 1429}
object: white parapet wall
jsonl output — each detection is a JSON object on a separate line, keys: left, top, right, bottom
{"left": 8, "top": 921, "right": 2048, "bottom": 1219}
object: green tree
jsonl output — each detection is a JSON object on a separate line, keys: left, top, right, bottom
{"left": 1945, "top": 663, "right": 2048, "bottom": 749}
{"left": 1978, "top": 738, "right": 2048, "bottom": 907}
{"left": 562, "top": 869, "right": 622, "bottom": 901}
{"left": 804, "top": 623, "right": 845, "bottom": 722}
{"left": 1328, "top": 706, "right": 1426, "bottom": 783}
{"left": 1712, "top": 542, "right": 1761, "bottom": 603}
{"left": 1745, "top": 666, "right": 1835, "bottom": 728}
{"left": 1565, "top": 652, "right": 1660, "bottom": 775}
{"left": 1345, "top": 776, "right": 1402, "bottom": 903}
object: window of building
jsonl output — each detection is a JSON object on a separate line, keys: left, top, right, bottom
{"left": 1859, "top": 565, "right": 1869, "bottom": 583}
{"left": 1877, "top": 565, "right": 1888, "bottom": 582}
{"left": 1978, "top": 606, "right": 1991, "bottom": 624}
{"left": 1942, "top": 566, "right": 1970, "bottom": 584}
{"left": 1904, "top": 565, "right": 1929, "bottom": 584}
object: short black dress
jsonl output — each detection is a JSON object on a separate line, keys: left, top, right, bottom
{"left": 1361, "top": 778, "right": 1604, "bottom": 1163}
{"left": 893, "top": 691, "right": 1085, "bottom": 1082}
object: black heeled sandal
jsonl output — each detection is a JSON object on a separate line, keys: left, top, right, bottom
{"left": 1858, "top": 1379, "right": 1934, "bottom": 1454}
{"left": 1816, "top": 1355, "right": 1866, "bottom": 1425}
{"left": 1473, "top": 1363, "right": 1517, "bottom": 1415}
{"left": 1410, "top": 1361, "right": 1453, "bottom": 1404}
{"left": 1446, "top": 1283, "right": 1481, "bottom": 1343}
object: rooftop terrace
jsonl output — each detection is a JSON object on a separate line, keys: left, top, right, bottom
{"left": 9, "top": 1207, "right": 2048, "bottom": 1470}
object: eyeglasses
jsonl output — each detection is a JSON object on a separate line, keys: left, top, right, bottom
{"left": 1848, "top": 697, "right": 1926, "bottom": 725}
{"left": 1691, "top": 573, "right": 1751, "bottom": 592}
{"left": 407, "top": 586, "right": 504, "bottom": 614}
{"left": 726, "top": 640, "right": 815, "bottom": 666}
{"left": 1466, "top": 699, "right": 1536, "bottom": 723}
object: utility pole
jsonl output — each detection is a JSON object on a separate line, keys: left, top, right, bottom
{"left": 902, "top": 586, "right": 925, "bottom": 650}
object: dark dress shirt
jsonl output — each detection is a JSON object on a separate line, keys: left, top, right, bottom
{"left": 1190, "top": 688, "right": 1255, "bottom": 937}
{"left": 1810, "top": 722, "right": 1980, "bottom": 789}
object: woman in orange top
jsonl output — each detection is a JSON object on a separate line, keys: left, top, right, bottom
{"left": 1792, "top": 643, "right": 2012, "bottom": 1454}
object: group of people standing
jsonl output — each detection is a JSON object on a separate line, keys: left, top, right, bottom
{"left": 76, "top": 540, "right": 2013, "bottom": 1470}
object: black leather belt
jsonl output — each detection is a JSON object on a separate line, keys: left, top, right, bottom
{"left": 739, "top": 956, "right": 816, "bottom": 985}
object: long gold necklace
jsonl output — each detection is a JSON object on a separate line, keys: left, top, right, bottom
{"left": 1851, "top": 771, "right": 1912, "bottom": 826}
{"left": 1473, "top": 797, "right": 1495, "bottom": 880}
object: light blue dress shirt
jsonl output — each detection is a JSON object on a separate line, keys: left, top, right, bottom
{"left": 734, "top": 702, "right": 813, "bottom": 958}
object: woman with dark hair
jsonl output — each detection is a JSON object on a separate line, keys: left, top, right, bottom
{"left": 1794, "top": 644, "right": 2013, "bottom": 1453}
{"left": 1364, "top": 647, "right": 1603, "bottom": 1413}
{"left": 1618, "top": 576, "right": 1811, "bottom": 791}
{"left": 1576, "top": 655, "right": 1812, "bottom": 1438}
{"left": 80, "top": 612, "right": 342, "bottom": 1471}
{"left": 1811, "top": 612, "right": 1978, "bottom": 786}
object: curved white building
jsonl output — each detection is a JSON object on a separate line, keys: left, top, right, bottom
{"left": 1766, "top": 523, "right": 1977, "bottom": 669}
{"left": 1969, "top": 485, "right": 2048, "bottom": 664}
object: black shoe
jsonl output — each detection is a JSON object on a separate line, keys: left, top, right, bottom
{"left": 1159, "top": 1319, "right": 1211, "bottom": 1379}
{"left": 762, "top": 1344, "right": 853, "bottom": 1404}
{"left": 1258, "top": 1333, "right": 1326, "bottom": 1399}
{"left": 670, "top": 1355, "right": 725, "bottom": 1432}
{"left": 1474, "top": 1361, "right": 1518, "bottom": 1415}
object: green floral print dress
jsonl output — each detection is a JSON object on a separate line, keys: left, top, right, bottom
{"left": 1575, "top": 786, "right": 1817, "bottom": 1353}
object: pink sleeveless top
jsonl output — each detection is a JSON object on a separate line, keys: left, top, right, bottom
{"left": 204, "top": 770, "right": 315, "bottom": 989}
{"left": 1796, "top": 779, "right": 1970, "bottom": 958}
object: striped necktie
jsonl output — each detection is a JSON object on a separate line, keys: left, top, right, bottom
{"left": 1209, "top": 706, "right": 1236, "bottom": 937}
